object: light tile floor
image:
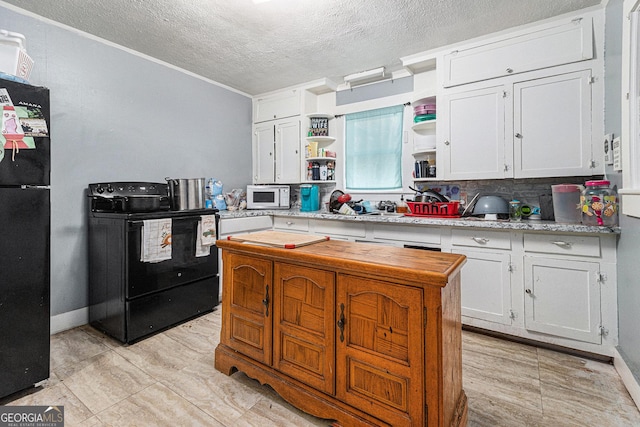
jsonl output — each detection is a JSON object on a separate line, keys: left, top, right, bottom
{"left": 2, "top": 308, "right": 639, "bottom": 426}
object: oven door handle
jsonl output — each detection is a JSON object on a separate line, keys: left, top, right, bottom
{"left": 129, "top": 214, "right": 218, "bottom": 224}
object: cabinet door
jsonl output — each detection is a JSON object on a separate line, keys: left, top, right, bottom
{"left": 442, "top": 85, "right": 510, "bottom": 180}
{"left": 275, "top": 119, "right": 300, "bottom": 183}
{"left": 453, "top": 249, "right": 512, "bottom": 325}
{"left": 272, "top": 263, "right": 335, "bottom": 394}
{"left": 513, "top": 70, "right": 593, "bottom": 178}
{"left": 443, "top": 18, "right": 593, "bottom": 87}
{"left": 221, "top": 252, "right": 273, "bottom": 365}
{"left": 253, "top": 89, "right": 300, "bottom": 123}
{"left": 523, "top": 256, "right": 601, "bottom": 344}
{"left": 253, "top": 123, "right": 275, "bottom": 184}
{"left": 336, "top": 274, "right": 424, "bottom": 426}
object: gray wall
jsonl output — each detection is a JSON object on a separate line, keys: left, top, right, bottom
{"left": 605, "top": 0, "right": 640, "bottom": 379}
{"left": 0, "top": 5, "right": 252, "bottom": 317}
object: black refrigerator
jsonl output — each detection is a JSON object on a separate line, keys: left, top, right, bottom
{"left": 0, "top": 77, "right": 51, "bottom": 399}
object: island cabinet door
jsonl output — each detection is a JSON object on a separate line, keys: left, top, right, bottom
{"left": 272, "top": 262, "right": 336, "bottom": 394}
{"left": 221, "top": 251, "right": 273, "bottom": 365}
{"left": 335, "top": 274, "right": 425, "bottom": 427}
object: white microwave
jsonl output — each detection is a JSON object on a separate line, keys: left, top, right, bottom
{"left": 246, "top": 185, "right": 290, "bottom": 209}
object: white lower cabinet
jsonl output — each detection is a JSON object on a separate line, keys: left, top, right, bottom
{"left": 273, "top": 217, "right": 309, "bottom": 232}
{"left": 262, "top": 214, "right": 617, "bottom": 355}
{"left": 523, "top": 256, "right": 601, "bottom": 344}
{"left": 453, "top": 249, "right": 513, "bottom": 325}
{"left": 450, "top": 229, "right": 513, "bottom": 326}
{"left": 445, "top": 228, "right": 616, "bottom": 355}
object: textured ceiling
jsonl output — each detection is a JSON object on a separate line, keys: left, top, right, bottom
{"left": 2, "top": 0, "right": 602, "bottom": 95}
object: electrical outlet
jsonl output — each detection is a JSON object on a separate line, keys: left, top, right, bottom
{"left": 604, "top": 133, "right": 614, "bottom": 165}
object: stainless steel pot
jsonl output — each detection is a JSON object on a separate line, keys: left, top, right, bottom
{"left": 165, "top": 177, "right": 206, "bottom": 210}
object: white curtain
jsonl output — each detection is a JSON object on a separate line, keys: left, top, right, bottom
{"left": 345, "top": 105, "right": 403, "bottom": 190}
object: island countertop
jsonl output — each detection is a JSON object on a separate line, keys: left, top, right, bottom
{"left": 217, "top": 232, "right": 467, "bottom": 287}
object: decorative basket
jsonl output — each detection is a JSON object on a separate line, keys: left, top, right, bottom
{"left": 406, "top": 201, "right": 461, "bottom": 217}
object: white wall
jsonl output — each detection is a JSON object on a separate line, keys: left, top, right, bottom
{"left": 0, "top": 5, "right": 253, "bottom": 320}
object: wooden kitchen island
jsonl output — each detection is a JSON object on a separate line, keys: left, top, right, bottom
{"left": 215, "top": 231, "right": 468, "bottom": 426}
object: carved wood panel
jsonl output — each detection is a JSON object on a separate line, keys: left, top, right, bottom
{"left": 222, "top": 251, "right": 273, "bottom": 365}
{"left": 336, "top": 274, "right": 424, "bottom": 427}
{"left": 273, "top": 262, "right": 336, "bottom": 394}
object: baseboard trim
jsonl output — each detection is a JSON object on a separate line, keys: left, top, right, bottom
{"left": 613, "top": 348, "right": 640, "bottom": 411}
{"left": 50, "top": 307, "right": 88, "bottom": 335}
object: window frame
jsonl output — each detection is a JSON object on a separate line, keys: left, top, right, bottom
{"left": 344, "top": 104, "right": 406, "bottom": 192}
{"left": 621, "top": 0, "right": 640, "bottom": 217}
{"left": 333, "top": 93, "right": 413, "bottom": 195}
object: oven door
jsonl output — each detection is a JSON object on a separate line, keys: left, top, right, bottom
{"left": 127, "top": 215, "right": 218, "bottom": 299}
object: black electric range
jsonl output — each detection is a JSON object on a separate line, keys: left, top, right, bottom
{"left": 88, "top": 182, "right": 220, "bottom": 343}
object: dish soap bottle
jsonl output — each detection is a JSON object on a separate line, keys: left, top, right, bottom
{"left": 396, "top": 195, "right": 408, "bottom": 214}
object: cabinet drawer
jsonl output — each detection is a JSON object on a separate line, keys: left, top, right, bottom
{"left": 312, "top": 219, "right": 366, "bottom": 238}
{"left": 443, "top": 17, "right": 592, "bottom": 87}
{"left": 451, "top": 229, "right": 511, "bottom": 250}
{"left": 273, "top": 217, "right": 309, "bottom": 232}
{"left": 523, "top": 233, "right": 600, "bottom": 257}
{"left": 373, "top": 224, "right": 440, "bottom": 246}
{"left": 219, "top": 216, "right": 273, "bottom": 235}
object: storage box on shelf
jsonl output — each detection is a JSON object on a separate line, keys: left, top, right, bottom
{"left": 303, "top": 113, "right": 336, "bottom": 183}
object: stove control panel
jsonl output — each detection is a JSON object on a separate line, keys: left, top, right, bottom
{"left": 88, "top": 182, "right": 171, "bottom": 213}
{"left": 88, "top": 182, "right": 168, "bottom": 198}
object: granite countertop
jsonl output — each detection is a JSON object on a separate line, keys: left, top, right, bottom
{"left": 218, "top": 209, "right": 620, "bottom": 235}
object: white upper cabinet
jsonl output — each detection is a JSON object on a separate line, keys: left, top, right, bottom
{"left": 513, "top": 69, "right": 593, "bottom": 178}
{"left": 440, "top": 66, "right": 597, "bottom": 180}
{"left": 253, "top": 90, "right": 301, "bottom": 123}
{"left": 274, "top": 119, "right": 301, "bottom": 183}
{"left": 441, "top": 85, "right": 509, "bottom": 180}
{"left": 253, "top": 118, "right": 301, "bottom": 184}
{"left": 443, "top": 17, "right": 593, "bottom": 88}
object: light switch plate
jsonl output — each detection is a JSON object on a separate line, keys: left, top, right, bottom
{"left": 604, "top": 133, "right": 614, "bottom": 165}
{"left": 613, "top": 136, "right": 622, "bottom": 171}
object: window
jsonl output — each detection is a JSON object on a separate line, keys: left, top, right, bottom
{"left": 344, "top": 105, "right": 404, "bottom": 191}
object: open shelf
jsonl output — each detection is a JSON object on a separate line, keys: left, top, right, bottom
{"left": 305, "top": 136, "right": 336, "bottom": 143}
{"left": 412, "top": 120, "right": 436, "bottom": 131}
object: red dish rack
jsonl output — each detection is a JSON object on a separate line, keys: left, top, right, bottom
{"left": 406, "top": 201, "right": 461, "bottom": 218}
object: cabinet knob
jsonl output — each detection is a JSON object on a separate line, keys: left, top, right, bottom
{"left": 525, "top": 288, "right": 532, "bottom": 295}
{"left": 515, "top": 133, "right": 522, "bottom": 139}
{"left": 286, "top": 221, "right": 294, "bottom": 226}
{"left": 444, "top": 140, "right": 450, "bottom": 146}
{"left": 506, "top": 68, "right": 514, "bottom": 73}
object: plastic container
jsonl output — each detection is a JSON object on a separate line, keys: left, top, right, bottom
{"left": 509, "top": 200, "right": 522, "bottom": 222}
{"left": 396, "top": 196, "right": 408, "bottom": 214}
{"left": 0, "top": 30, "right": 33, "bottom": 80}
{"left": 581, "top": 180, "right": 618, "bottom": 226}
{"left": 300, "top": 184, "right": 320, "bottom": 212}
{"left": 551, "top": 184, "right": 582, "bottom": 224}
{"left": 406, "top": 201, "right": 460, "bottom": 217}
